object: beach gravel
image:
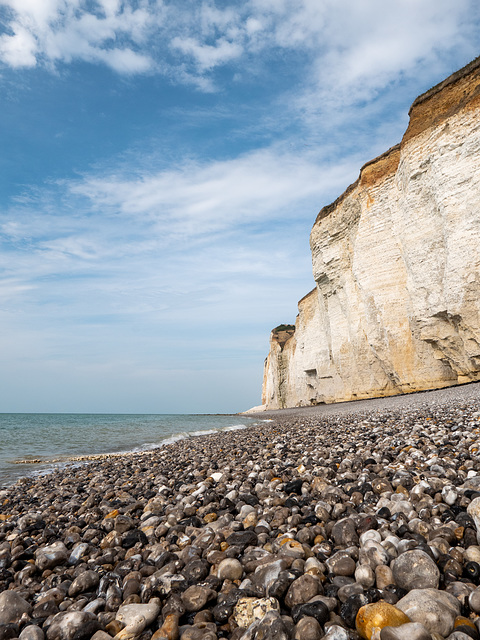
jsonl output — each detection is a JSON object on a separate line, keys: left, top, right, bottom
{"left": 2, "top": 383, "right": 480, "bottom": 639}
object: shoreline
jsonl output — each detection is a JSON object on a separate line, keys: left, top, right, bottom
{"left": 1, "top": 383, "right": 480, "bottom": 639}
{"left": 0, "top": 414, "right": 258, "bottom": 489}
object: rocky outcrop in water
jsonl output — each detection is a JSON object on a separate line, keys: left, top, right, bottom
{"left": 262, "top": 57, "right": 480, "bottom": 410}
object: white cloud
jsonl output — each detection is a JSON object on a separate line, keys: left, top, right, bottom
{"left": 96, "top": 46, "right": 151, "bottom": 73}
{"left": 0, "top": 25, "right": 38, "bottom": 67}
{"left": 0, "top": 0, "right": 476, "bottom": 91}
{"left": 69, "top": 147, "right": 358, "bottom": 238}
{"left": 0, "top": 0, "right": 155, "bottom": 72}
{"left": 171, "top": 36, "right": 243, "bottom": 72}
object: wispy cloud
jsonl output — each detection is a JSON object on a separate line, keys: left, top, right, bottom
{"left": 69, "top": 147, "right": 356, "bottom": 237}
{"left": 0, "top": 145, "right": 358, "bottom": 338}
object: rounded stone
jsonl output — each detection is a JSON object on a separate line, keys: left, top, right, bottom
{"left": 32, "top": 600, "right": 59, "bottom": 621}
{"left": 91, "top": 634, "right": 113, "bottom": 640}
{"left": 115, "top": 601, "right": 161, "bottom": 639}
{"left": 396, "top": 588, "right": 461, "bottom": 637}
{"left": 468, "top": 587, "right": 480, "bottom": 613}
{"left": 19, "top": 626, "right": 44, "bottom": 640}
{"left": 454, "top": 617, "right": 478, "bottom": 633}
{"left": 379, "top": 622, "right": 432, "bottom": 640}
{"left": 246, "top": 609, "right": 289, "bottom": 640}
{"left": 356, "top": 602, "right": 411, "bottom": 640}
{"left": 341, "top": 593, "right": 369, "bottom": 628}
{"left": 361, "top": 541, "right": 390, "bottom": 569}
{"left": 151, "top": 613, "right": 179, "bottom": 640}
{"left": 217, "top": 558, "right": 243, "bottom": 581}
{"left": 46, "top": 612, "right": 100, "bottom": 640}
{"left": 376, "top": 565, "right": 394, "bottom": 589}
{"left": 355, "top": 564, "right": 375, "bottom": 588}
{"left": 294, "top": 616, "right": 323, "bottom": 640}
{"left": 181, "top": 585, "right": 214, "bottom": 612}
{"left": 284, "top": 574, "right": 321, "bottom": 608}
{"left": 332, "top": 518, "right": 359, "bottom": 547}
{"left": 68, "top": 570, "right": 100, "bottom": 597}
{"left": 392, "top": 550, "right": 440, "bottom": 590}
{"left": 291, "top": 600, "right": 329, "bottom": 626}
{"left": 0, "top": 624, "right": 19, "bottom": 640}
{"left": 0, "top": 591, "right": 32, "bottom": 625}
{"left": 35, "top": 541, "right": 69, "bottom": 571}
{"left": 467, "top": 498, "right": 480, "bottom": 544}
{"left": 323, "top": 624, "right": 351, "bottom": 639}
{"left": 327, "top": 552, "right": 356, "bottom": 577}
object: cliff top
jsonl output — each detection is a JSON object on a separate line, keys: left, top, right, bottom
{"left": 314, "top": 56, "right": 480, "bottom": 227}
{"left": 409, "top": 55, "right": 480, "bottom": 113}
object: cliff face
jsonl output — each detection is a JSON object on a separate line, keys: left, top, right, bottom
{"left": 262, "top": 58, "right": 480, "bottom": 410}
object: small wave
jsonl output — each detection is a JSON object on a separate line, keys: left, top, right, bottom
{"left": 130, "top": 442, "right": 161, "bottom": 453}
{"left": 159, "top": 433, "right": 189, "bottom": 446}
{"left": 190, "top": 429, "right": 218, "bottom": 437}
{"left": 222, "top": 423, "right": 249, "bottom": 432}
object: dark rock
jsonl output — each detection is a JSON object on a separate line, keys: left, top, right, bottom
{"left": 0, "top": 624, "right": 19, "bottom": 640}
{"left": 121, "top": 529, "right": 148, "bottom": 549}
{"left": 226, "top": 530, "right": 258, "bottom": 550}
{"left": 181, "top": 559, "right": 209, "bottom": 584}
{"left": 285, "top": 479, "right": 303, "bottom": 495}
{"left": 291, "top": 600, "right": 329, "bottom": 625}
{"left": 340, "top": 593, "right": 369, "bottom": 628}
{"left": 331, "top": 518, "right": 359, "bottom": 547}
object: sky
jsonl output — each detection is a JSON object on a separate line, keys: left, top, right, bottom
{"left": 0, "top": 1, "right": 479, "bottom": 414}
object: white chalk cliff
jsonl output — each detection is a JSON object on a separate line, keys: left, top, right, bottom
{"left": 262, "top": 58, "right": 480, "bottom": 410}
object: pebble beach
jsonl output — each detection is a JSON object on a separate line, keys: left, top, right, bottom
{"left": 2, "top": 384, "right": 480, "bottom": 640}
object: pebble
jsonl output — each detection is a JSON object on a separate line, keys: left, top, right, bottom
{"left": 115, "top": 601, "right": 160, "bottom": 639}
{"left": 0, "top": 592, "right": 31, "bottom": 625}
{"left": 217, "top": 558, "right": 243, "bottom": 581}
{"left": 0, "top": 384, "right": 480, "bottom": 639}
{"left": 35, "top": 541, "right": 68, "bottom": 571}
{"left": 392, "top": 550, "right": 440, "bottom": 590}
{"left": 45, "top": 612, "right": 100, "bottom": 640}
{"left": 233, "top": 597, "right": 280, "bottom": 629}
{"left": 284, "top": 574, "right": 321, "bottom": 607}
{"left": 293, "top": 616, "right": 322, "bottom": 640}
{"left": 323, "top": 626, "right": 349, "bottom": 639}
{"left": 397, "top": 588, "right": 461, "bottom": 637}
{"left": 181, "top": 585, "right": 214, "bottom": 612}
{"left": 379, "top": 622, "right": 432, "bottom": 639}
{"left": 355, "top": 602, "right": 411, "bottom": 639}
{"left": 19, "top": 627, "right": 44, "bottom": 640}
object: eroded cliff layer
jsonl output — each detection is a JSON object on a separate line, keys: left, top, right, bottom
{"left": 262, "top": 58, "right": 480, "bottom": 409}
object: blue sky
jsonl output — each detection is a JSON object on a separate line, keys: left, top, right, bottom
{"left": 1, "top": 0, "right": 479, "bottom": 414}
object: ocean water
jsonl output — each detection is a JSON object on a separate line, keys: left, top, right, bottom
{"left": 0, "top": 413, "right": 259, "bottom": 488}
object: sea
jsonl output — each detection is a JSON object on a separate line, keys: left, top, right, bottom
{"left": 0, "top": 413, "right": 262, "bottom": 488}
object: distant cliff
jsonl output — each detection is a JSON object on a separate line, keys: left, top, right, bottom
{"left": 262, "top": 57, "right": 480, "bottom": 410}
